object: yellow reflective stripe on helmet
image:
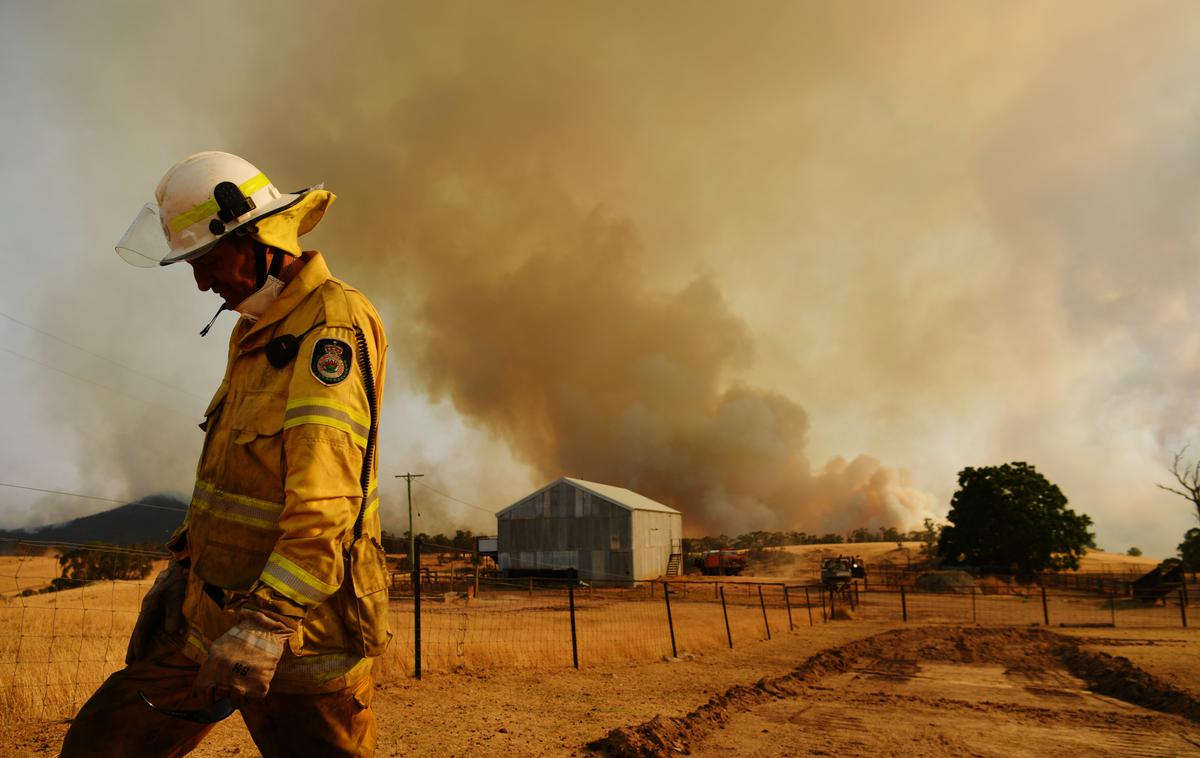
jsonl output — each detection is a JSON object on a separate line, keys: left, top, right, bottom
{"left": 283, "top": 397, "right": 369, "bottom": 447}
{"left": 260, "top": 551, "right": 340, "bottom": 606}
{"left": 169, "top": 172, "right": 271, "bottom": 233}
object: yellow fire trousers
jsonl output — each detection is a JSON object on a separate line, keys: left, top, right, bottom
{"left": 60, "top": 645, "right": 375, "bottom": 757}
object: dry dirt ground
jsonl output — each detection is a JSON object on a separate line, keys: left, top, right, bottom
{"left": 6, "top": 622, "right": 1200, "bottom": 757}
{"left": 597, "top": 626, "right": 1200, "bottom": 758}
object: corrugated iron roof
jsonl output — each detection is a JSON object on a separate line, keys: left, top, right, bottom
{"left": 496, "top": 476, "right": 681, "bottom": 517}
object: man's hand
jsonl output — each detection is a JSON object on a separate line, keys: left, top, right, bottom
{"left": 125, "top": 562, "right": 187, "bottom": 664}
{"left": 194, "top": 608, "right": 293, "bottom": 706}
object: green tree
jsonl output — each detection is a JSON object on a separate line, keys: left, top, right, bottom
{"left": 1126, "top": 546, "right": 1142, "bottom": 557}
{"left": 937, "top": 462, "right": 1095, "bottom": 574}
{"left": 918, "top": 518, "right": 943, "bottom": 560}
{"left": 1179, "top": 528, "right": 1200, "bottom": 572}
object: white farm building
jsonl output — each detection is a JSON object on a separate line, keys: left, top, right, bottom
{"left": 496, "top": 477, "right": 683, "bottom": 584}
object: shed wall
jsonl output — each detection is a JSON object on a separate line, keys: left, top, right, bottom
{"left": 497, "top": 481, "right": 634, "bottom": 582}
{"left": 630, "top": 510, "right": 683, "bottom": 580}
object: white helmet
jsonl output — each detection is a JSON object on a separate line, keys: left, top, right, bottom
{"left": 116, "top": 151, "right": 317, "bottom": 267}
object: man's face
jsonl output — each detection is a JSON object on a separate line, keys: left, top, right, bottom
{"left": 187, "top": 235, "right": 261, "bottom": 308}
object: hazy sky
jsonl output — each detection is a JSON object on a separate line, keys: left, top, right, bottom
{"left": 2, "top": 1, "right": 1199, "bottom": 557}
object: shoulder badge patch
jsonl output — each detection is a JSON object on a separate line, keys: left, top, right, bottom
{"left": 310, "top": 338, "right": 353, "bottom": 386}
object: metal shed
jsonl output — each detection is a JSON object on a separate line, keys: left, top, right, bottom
{"left": 496, "top": 477, "right": 683, "bottom": 584}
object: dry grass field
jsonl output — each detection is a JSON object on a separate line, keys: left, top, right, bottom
{"left": 778, "top": 542, "right": 1163, "bottom": 576}
{"left": 0, "top": 557, "right": 62, "bottom": 598}
{"left": 2, "top": 617, "right": 1197, "bottom": 756}
{"left": 0, "top": 546, "right": 1193, "bottom": 755}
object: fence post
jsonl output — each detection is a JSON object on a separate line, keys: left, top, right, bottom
{"left": 783, "top": 585, "right": 794, "bottom": 631}
{"left": 568, "top": 568, "right": 579, "bottom": 669}
{"left": 759, "top": 585, "right": 771, "bottom": 640}
{"left": 805, "top": 586, "right": 814, "bottom": 626}
{"left": 900, "top": 585, "right": 907, "bottom": 623}
{"left": 971, "top": 588, "right": 977, "bottom": 625}
{"left": 1181, "top": 589, "right": 1189, "bottom": 629}
{"left": 1110, "top": 591, "right": 1116, "bottom": 627}
{"left": 474, "top": 563, "right": 480, "bottom": 598}
{"left": 663, "top": 581, "right": 678, "bottom": 658}
{"left": 1041, "top": 584, "right": 1050, "bottom": 626}
{"left": 720, "top": 585, "right": 733, "bottom": 648}
{"left": 819, "top": 584, "right": 827, "bottom": 623}
{"left": 413, "top": 539, "right": 423, "bottom": 680}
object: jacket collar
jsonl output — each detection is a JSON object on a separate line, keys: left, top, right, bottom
{"left": 238, "top": 251, "right": 332, "bottom": 347}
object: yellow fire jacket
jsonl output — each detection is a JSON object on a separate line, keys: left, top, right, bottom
{"left": 170, "top": 251, "right": 388, "bottom": 693}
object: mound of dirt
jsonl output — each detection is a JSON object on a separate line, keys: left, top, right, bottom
{"left": 914, "top": 569, "right": 977, "bottom": 593}
{"left": 976, "top": 574, "right": 1012, "bottom": 595}
{"left": 589, "top": 626, "right": 1200, "bottom": 758}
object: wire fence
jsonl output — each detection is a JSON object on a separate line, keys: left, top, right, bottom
{"left": 0, "top": 539, "right": 1195, "bottom": 723}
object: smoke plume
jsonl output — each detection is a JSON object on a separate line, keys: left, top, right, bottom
{"left": 6, "top": 2, "right": 1200, "bottom": 552}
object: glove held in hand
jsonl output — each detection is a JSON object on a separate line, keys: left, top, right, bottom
{"left": 194, "top": 608, "right": 292, "bottom": 706}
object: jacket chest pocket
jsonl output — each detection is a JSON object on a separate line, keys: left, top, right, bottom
{"left": 224, "top": 390, "right": 288, "bottom": 503}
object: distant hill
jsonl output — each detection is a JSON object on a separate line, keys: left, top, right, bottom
{"left": 0, "top": 493, "right": 187, "bottom": 552}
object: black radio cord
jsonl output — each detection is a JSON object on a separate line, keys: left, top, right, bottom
{"left": 351, "top": 326, "right": 378, "bottom": 541}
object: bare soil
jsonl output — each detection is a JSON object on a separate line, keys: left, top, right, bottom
{"left": 593, "top": 626, "right": 1200, "bottom": 758}
{"left": 6, "top": 623, "right": 1199, "bottom": 756}
{"left": 4, "top": 623, "right": 894, "bottom": 756}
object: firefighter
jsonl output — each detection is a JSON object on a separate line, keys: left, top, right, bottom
{"left": 62, "top": 152, "right": 391, "bottom": 757}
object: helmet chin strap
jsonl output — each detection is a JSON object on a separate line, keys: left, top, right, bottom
{"left": 255, "top": 241, "right": 284, "bottom": 285}
{"left": 199, "top": 304, "right": 227, "bottom": 337}
{"left": 199, "top": 242, "right": 282, "bottom": 337}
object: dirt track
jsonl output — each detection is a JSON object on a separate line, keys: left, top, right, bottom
{"left": 7, "top": 623, "right": 1200, "bottom": 756}
{"left": 593, "top": 627, "right": 1200, "bottom": 757}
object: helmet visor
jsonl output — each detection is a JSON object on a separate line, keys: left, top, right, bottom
{"left": 115, "top": 204, "right": 172, "bottom": 267}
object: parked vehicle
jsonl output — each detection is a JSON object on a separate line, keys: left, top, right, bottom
{"left": 821, "top": 555, "right": 865, "bottom": 590}
{"left": 693, "top": 549, "right": 747, "bottom": 576}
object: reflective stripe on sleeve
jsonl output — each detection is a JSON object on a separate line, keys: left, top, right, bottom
{"left": 260, "top": 551, "right": 340, "bottom": 606}
{"left": 365, "top": 487, "right": 379, "bottom": 519}
{"left": 283, "top": 396, "right": 368, "bottom": 447}
{"left": 169, "top": 172, "right": 272, "bottom": 233}
{"left": 185, "top": 623, "right": 210, "bottom": 656}
{"left": 191, "top": 481, "right": 284, "bottom": 528}
{"left": 276, "top": 653, "right": 369, "bottom": 684}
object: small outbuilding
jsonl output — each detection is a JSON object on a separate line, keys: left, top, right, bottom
{"left": 496, "top": 477, "right": 683, "bottom": 584}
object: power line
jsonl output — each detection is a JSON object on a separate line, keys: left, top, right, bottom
{"left": 0, "top": 535, "right": 169, "bottom": 558}
{"left": 0, "top": 481, "right": 187, "bottom": 513}
{"left": 0, "top": 345, "right": 195, "bottom": 422}
{"left": 414, "top": 480, "right": 497, "bottom": 516}
{"left": 0, "top": 311, "right": 206, "bottom": 401}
